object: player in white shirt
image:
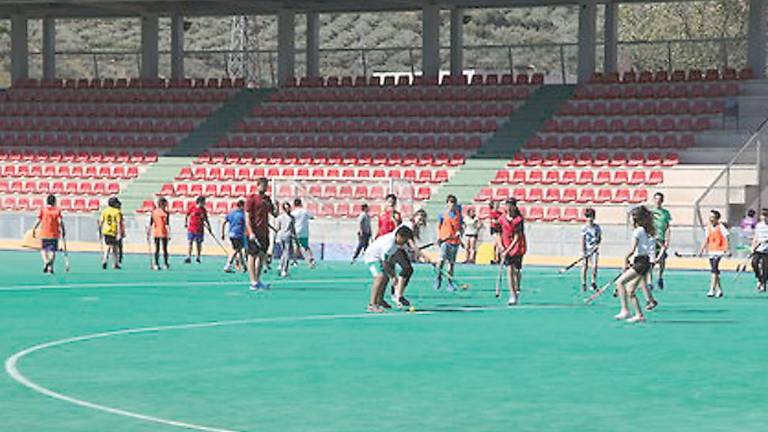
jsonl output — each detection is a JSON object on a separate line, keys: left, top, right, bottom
{"left": 580, "top": 208, "right": 602, "bottom": 291}
{"left": 751, "top": 208, "right": 768, "bottom": 292}
{"left": 364, "top": 225, "right": 414, "bottom": 313}
{"left": 291, "top": 198, "right": 317, "bottom": 269}
{"left": 614, "top": 206, "right": 658, "bottom": 323}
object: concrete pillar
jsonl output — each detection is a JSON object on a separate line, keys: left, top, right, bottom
{"left": 422, "top": 4, "right": 441, "bottom": 80}
{"left": 171, "top": 14, "right": 185, "bottom": 79}
{"left": 42, "top": 17, "right": 56, "bottom": 80}
{"left": 140, "top": 14, "right": 159, "bottom": 79}
{"left": 10, "top": 14, "right": 29, "bottom": 83}
{"left": 603, "top": 1, "right": 618, "bottom": 75}
{"left": 277, "top": 9, "right": 296, "bottom": 85}
{"left": 449, "top": 7, "right": 464, "bottom": 77}
{"left": 748, "top": 0, "right": 766, "bottom": 78}
{"left": 306, "top": 12, "right": 320, "bottom": 78}
{"left": 577, "top": 1, "right": 597, "bottom": 83}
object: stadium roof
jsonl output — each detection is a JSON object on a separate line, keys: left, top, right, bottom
{"left": 0, "top": 0, "right": 695, "bottom": 18}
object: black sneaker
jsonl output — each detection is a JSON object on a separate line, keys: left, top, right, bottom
{"left": 102, "top": 262, "right": 107, "bottom": 270}
{"left": 196, "top": 257, "right": 201, "bottom": 264}
{"left": 399, "top": 297, "right": 411, "bottom": 307}
{"left": 184, "top": 257, "right": 191, "bottom": 264}
{"left": 114, "top": 264, "right": 122, "bottom": 270}
{"left": 590, "top": 283, "right": 598, "bottom": 292}
{"left": 379, "top": 299, "right": 392, "bottom": 309}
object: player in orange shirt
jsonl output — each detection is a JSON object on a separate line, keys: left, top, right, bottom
{"left": 32, "top": 194, "right": 65, "bottom": 274}
{"left": 699, "top": 209, "right": 730, "bottom": 298}
{"left": 147, "top": 197, "right": 171, "bottom": 270}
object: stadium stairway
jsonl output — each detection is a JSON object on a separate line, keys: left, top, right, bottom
{"left": 424, "top": 85, "right": 575, "bottom": 215}
{"left": 120, "top": 88, "right": 272, "bottom": 212}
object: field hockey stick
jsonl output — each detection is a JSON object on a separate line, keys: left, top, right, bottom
{"left": 211, "top": 235, "right": 230, "bottom": 256}
{"left": 558, "top": 246, "right": 598, "bottom": 274}
{"left": 417, "top": 242, "right": 435, "bottom": 250}
{"left": 673, "top": 251, "right": 699, "bottom": 258}
{"left": 430, "top": 263, "right": 470, "bottom": 290}
{"left": 495, "top": 242, "right": 516, "bottom": 298}
{"left": 733, "top": 253, "right": 754, "bottom": 282}
{"left": 62, "top": 234, "right": 70, "bottom": 273}
{"left": 584, "top": 271, "right": 623, "bottom": 304}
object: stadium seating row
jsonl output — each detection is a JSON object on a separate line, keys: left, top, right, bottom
{"left": 572, "top": 82, "right": 738, "bottom": 100}
{"left": 1, "top": 196, "right": 101, "bottom": 212}
{"left": 196, "top": 150, "right": 466, "bottom": 167}
{"left": 0, "top": 103, "right": 217, "bottom": 118}
{"left": 1, "top": 164, "right": 139, "bottom": 179}
{"left": 474, "top": 187, "right": 648, "bottom": 204}
{"left": 0, "top": 118, "right": 196, "bottom": 133}
{"left": 12, "top": 77, "right": 246, "bottom": 90}
{"left": 251, "top": 102, "right": 517, "bottom": 118}
{"left": 0, "top": 180, "right": 120, "bottom": 195}
{"left": 588, "top": 67, "right": 752, "bottom": 84}
{"left": 557, "top": 99, "right": 725, "bottom": 116}
{"left": 0, "top": 150, "right": 159, "bottom": 163}
{"left": 541, "top": 117, "right": 711, "bottom": 133}
{"left": 0, "top": 134, "right": 178, "bottom": 149}
{"left": 269, "top": 85, "right": 532, "bottom": 103}
{"left": 158, "top": 182, "right": 433, "bottom": 201}
{"left": 219, "top": 134, "right": 482, "bottom": 151}
{"left": 176, "top": 166, "right": 450, "bottom": 183}
{"left": 232, "top": 118, "right": 499, "bottom": 134}
{"left": 284, "top": 72, "right": 544, "bottom": 88}
{"left": 490, "top": 170, "right": 663, "bottom": 186}
{"left": 525, "top": 134, "right": 694, "bottom": 150}
{"left": 509, "top": 152, "right": 679, "bottom": 167}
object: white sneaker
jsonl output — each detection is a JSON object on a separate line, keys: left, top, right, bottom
{"left": 706, "top": 289, "right": 716, "bottom": 297}
{"left": 614, "top": 311, "right": 631, "bottom": 320}
{"left": 507, "top": 294, "right": 518, "bottom": 306}
{"left": 280, "top": 270, "right": 288, "bottom": 277}
{"left": 625, "top": 315, "right": 646, "bottom": 323}
{"left": 715, "top": 289, "right": 724, "bottom": 298}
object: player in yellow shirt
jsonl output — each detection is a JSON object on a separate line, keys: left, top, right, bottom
{"left": 99, "top": 197, "right": 125, "bottom": 270}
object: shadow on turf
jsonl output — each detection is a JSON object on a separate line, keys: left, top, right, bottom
{"left": 650, "top": 319, "right": 740, "bottom": 325}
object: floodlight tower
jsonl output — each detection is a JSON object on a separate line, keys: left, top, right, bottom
{"left": 228, "top": 16, "right": 261, "bottom": 85}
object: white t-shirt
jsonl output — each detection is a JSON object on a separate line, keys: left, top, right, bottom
{"left": 291, "top": 208, "right": 313, "bottom": 238}
{"left": 275, "top": 213, "right": 294, "bottom": 242}
{"left": 364, "top": 231, "right": 402, "bottom": 264}
{"left": 633, "top": 226, "right": 656, "bottom": 257}
{"left": 754, "top": 221, "right": 768, "bottom": 252}
{"left": 581, "top": 223, "right": 602, "bottom": 252}
{"left": 464, "top": 215, "right": 480, "bottom": 236}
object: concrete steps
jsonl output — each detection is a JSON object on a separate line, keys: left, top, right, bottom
{"left": 424, "top": 85, "right": 575, "bottom": 215}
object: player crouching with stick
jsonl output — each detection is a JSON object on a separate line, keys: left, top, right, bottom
{"left": 364, "top": 225, "right": 414, "bottom": 313}
{"left": 614, "top": 206, "right": 657, "bottom": 323}
{"left": 751, "top": 208, "right": 768, "bottom": 292}
{"left": 496, "top": 198, "right": 527, "bottom": 306}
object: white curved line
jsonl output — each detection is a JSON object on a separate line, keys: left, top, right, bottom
{"left": 5, "top": 312, "right": 425, "bottom": 432}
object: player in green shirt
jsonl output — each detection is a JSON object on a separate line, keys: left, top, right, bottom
{"left": 651, "top": 192, "right": 672, "bottom": 290}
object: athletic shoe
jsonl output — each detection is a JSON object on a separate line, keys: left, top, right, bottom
{"left": 379, "top": 299, "right": 392, "bottom": 309}
{"left": 248, "top": 283, "right": 260, "bottom": 291}
{"left": 507, "top": 294, "right": 518, "bottom": 306}
{"left": 390, "top": 294, "right": 400, "bottom": 307}
{"left": 715, "top": 290, "right": 724, "bottom": 298}
{"left": 760, "top": 283, "right": 767, "bottom": 292}
{"left": 581, "top": 284, "right": 587, "bottom": 292}
{"left": 224, "top": 267, "right": 235, "bottom": 273}
{"left": 433, "top": 278, "right": 441, "bottom": 290}
{"left": 626, "top": 315, "right": 646, "bottom": 323}
{"left": 102, "top": 262, "right": 107, "bottom": 270}
{"left": 260, "top": 281, "right": 272, "bottom": 290}
{"left": 645, "top": 299, "right": 659, "bottom": 311}
{"left": 196, "top": 257, "right": 201, "bottom": 264}
{"left": 613, "top": 311, "right": 631, "bottom": 320}
{"left": 657, "top": 278, "right": 664, "bottom": 290}
{"left": 249, "top": 281, "right": 270, "bottom": 291}
{"left": 164, "top": 263, "right": 171, "bottom": 270}
{"left": 399, "top": 297, "right": 411, "bottom": 307}
{"left": 590, "top": 282, "right": 597, "bottom": 292}
{"left": 446, "top": 281, "right": 457, "bottom": 292}
{"left": 184, "top": 257, "right": 191, "bottom": 264}
{"left": 309, "top": 260, "right": 317, "bottom": 269}
{"left": 152, "top": 264, "right": 160, "bottom": 271}
{"left": 367, "top": 304, "right": 385, "bottom": 313}
{"left": 707, "top": 289, "right": 716, "bottom": 297}
{"left": 114, "top": 264, "right": 121, "bottom": 270}
{"left": 280, "top": 270, "right": 288, "bottom": 278}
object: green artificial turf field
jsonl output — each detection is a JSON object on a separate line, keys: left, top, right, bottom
{"left": 1, "top": 249, "right": 767, "bottom": 432}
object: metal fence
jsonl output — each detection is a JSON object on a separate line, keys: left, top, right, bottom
{"left": 0, "top": 36, "right": 748, "bottom": 87}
